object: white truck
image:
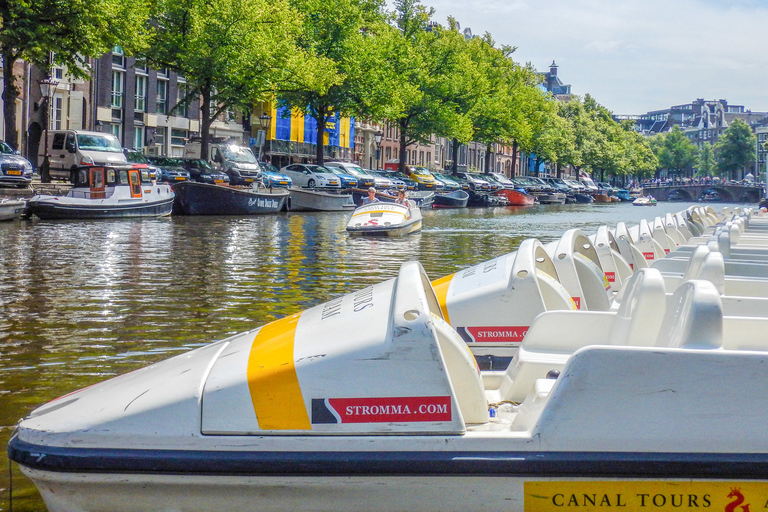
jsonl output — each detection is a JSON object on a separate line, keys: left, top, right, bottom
{"left": 183, "top": 141, "right": 262, "bottom": 186}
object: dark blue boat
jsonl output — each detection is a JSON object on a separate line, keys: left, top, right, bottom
{"left": 172, "top": 181, "right": 288, "bottom": 215}
{"left": 433, "top": 190, "right": 469, "bottom": 208}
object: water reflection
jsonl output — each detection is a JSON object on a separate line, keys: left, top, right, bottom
{"left": 0, "top": 201, "right": 731, "bottom": 510}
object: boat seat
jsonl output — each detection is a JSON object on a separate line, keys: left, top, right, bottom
{"left": 654, "top": 280, "right": 722, "bottom": 350}
{"left": 488, "top": 269, "right": 667, "bottom": 404}
{"left": 431, "top": 314, "right": 489, "bottom": 425}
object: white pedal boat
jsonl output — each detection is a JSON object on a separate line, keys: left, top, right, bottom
{"left": 10, "top": 260, "right": 768, "bottom": 512}
{"left": 346, "top": 201, "right": 422, "bottom": 236}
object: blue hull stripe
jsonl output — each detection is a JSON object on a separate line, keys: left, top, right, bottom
{"left": 8, "top": 436, "right": 768, "bottom": 478}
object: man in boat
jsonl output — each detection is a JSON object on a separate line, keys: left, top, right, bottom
{"left": 362, "top": 187, "right": 379, "bottom": 205}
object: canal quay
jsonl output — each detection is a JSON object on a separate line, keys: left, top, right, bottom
{"left": 0, "top": 201, "right": 748, "bottom": 510}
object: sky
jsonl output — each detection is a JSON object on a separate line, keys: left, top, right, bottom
{"left": 399, "top": 0, "right": 768, "bottom": 116}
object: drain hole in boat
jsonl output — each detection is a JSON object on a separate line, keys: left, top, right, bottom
{"left": 516, "top": 270, "right": 528, "bottom": 278}
{"left": 403, "top": 310, "right": 420, "bottom": 321}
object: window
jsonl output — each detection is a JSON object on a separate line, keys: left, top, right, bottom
{"left": 110, "top": 124, "right": 122, "bottom": 142}
{"left": 135, "top": 75, "right": 146, "bottom": 112}
{"left": 52, "top": 95, "right": 63, "bottom": 130}
{"left": 154, "top": 127, "right": 166, "bottom": 148}
{"left": 171, "top": 129, "right": 187, "bottom": 147}
{"left": 112, "top": 46, "right": 125, "bottom": 68}
{"left": 111, "top": 70, "right": 124, "bottom": 108}
{"left": 133, "top": 126, "right": 144, "bottom": 150}
{"left": 52, "top": 66, "right": 64, "bottom": 80}
{"left": 177, "top": 83, "right": 188, "bottom": 117}
{"left": 156, "top": 80, "right": 168, "bottom": 114}
{"left": 134, "top": 59, "right": 148, "bottom": 73}
{"left": 52, "top": 133, "right": 65, "bottom": 150}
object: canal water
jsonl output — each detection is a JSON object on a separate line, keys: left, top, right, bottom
{"left": 0, "top": 200, "right": 740, "bottom": 510}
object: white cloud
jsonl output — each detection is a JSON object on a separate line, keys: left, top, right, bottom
{"left": 395, "top": 0, "right": 768, "bottom": 114}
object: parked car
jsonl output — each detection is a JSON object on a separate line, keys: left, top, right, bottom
{"left": 476, "top": 173, "right": 503, "bottom": 192}
{"left": 146, "top": 156, "right": 191, "bottom": 183}
{"left": 483, "top": 172, "right": 517, "bottom": 190}
{"left": 543, "top": 177, "right": 573, "bottom": 194}
{"left": 123, "top": 148, "right": 159, "bottom": 181}
{"left": 431, "top": 172, "right": 462, "bottom": 192}
{"left": 364, "top": 169, "right": 394, "bottom": 190}
{"left": 0, "top": 140, "right": 34, "bottom": 187}
{"left": 45, "top": 130, "right": 127, "bottom": 181}
{"left": 326, "top": 167, "right": 359, "bottom": 189}
{"left": 527, "top": 176, "right": 556, "bottom": 193}
{"left": 382, "top": 170, "right": 417, "bottom": 190}
{"left": 280, "top": 164, "right": 341, "bottom": 188}
{"left": 404, "top": 166, "right": 437, "bottom": 190}
{"left": 368, "top": 169, "right": 405, "bottom": 190}
{"left": 453, "top": 171, "right": 491, "bottom": 191}
{"left": 564, "top": 179, "right": 587, "bottom": 192}
{"left": 182, "top": 158, "right": 230, "bottom": 184}
{"left": 324, "top": 162, "right": 376, "bottom": 188}
{"left": 259, "top": 162, "right": 292, "bottom": 188}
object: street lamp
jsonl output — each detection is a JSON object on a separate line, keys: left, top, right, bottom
{"left": 374, "top": 130, "right": 383, "bottom": 170}
{"left": 257, "top": 113, "right": 272, "bottom": 161}
{"left": 38, "top": 76, "right": 60, "bottom": 183}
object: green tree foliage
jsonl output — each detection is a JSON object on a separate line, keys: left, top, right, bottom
{"left": 387, "top": 0, "right": 475, "bottom": 174}
{"left": 696, "top": 142, "right": 716, "bottom": 177}
{"left": 280, "top": 0, "right": 394, "bottom": 165}
{"left": 146, "top": 0, "right": 330, "bottom": 158}
{"left": 0, "top": 0, "right": 151, "bottom": 148}
{"left": 651, "top": 125, "right": 698, "bottom": 177}
{"left": 715, "top": 118, "right": 756, "bottom": 181}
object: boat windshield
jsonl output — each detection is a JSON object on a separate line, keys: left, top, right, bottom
{"left": 77, "top": 134, "right": 122, "bottom": 153}
{"left": 222, "top": 146, "right": 257, "bottom": 163}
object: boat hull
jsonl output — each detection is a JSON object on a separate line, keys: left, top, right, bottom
{"left": 494, "top": 188, "right": 535, "bottom": 206}
{"left": 0, "top": 199, "right": 26, "bottom": 220}
{"left": 27, "top": 196, "right": 174, "bottom": 219}
{"left": 288, "top": 187, "right": 355, "bottom": 211}
{"left": 433, "top": 190, "right": 469, "bottom": 208}
{"left": 346, "top": 201, "right": 422, "bottom": 236}
{"left": 173, "top": 182, "right": 288, "bottom": 215}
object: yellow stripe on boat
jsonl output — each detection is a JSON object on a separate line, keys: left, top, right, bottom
{"left": 246, "top": 312, "right": 311, "bottom": 430}
{"left": 351, "top": 208, "right": 407, "bottom": 219}
{"left": 431, "top": 273, "right": 454, "bottom": 324}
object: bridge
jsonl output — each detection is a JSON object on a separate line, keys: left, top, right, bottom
{"left": 642, "top": 183, "right": 764, "bottom": 202}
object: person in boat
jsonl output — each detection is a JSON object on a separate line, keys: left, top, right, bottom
{"left": 395, "top": 190, "right": 408, "bottom": 205}
{"left": 362, "top": 187, "right": 379, "bottom": 205}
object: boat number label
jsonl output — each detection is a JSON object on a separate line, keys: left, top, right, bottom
{"left": 643, "top": 251, "right": 655, "bottom": 260}
{"left": 524, "top": 481, "right": 768, "bottom": 511}
{"left": 572, "top": 297, "right": 581, "bottom": 309}
{"left": 457, "top": 326, "right": 529, "bottom": 343}
{"left": 311, "top": 396, "right": 451, "bottom": 424}
{"left": 452, "top": 256, "right": 507, "bottom": 296}
{"left": 605, "top": 272, "right": 615, "bottom": 283}
{"left": 321, "top": 287, "right": 374, "bottom": 320}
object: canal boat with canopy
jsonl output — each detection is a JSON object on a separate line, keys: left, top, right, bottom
{"left": 26, "top": 165, "right": 174, "bottom": 219}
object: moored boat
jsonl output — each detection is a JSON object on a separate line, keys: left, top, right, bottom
{"left": 172, "top": 181, "right": 288, "bottom": 215}
{"left": 0, "top": 198, "right": 26, "bottom": 220}
{"left": 433, "top": 189, "right": 469, "bottom": 208}
{"left": 593, "top": 193, "right": 612, "bottom": 203}
{"left": 288, "top": 187, "right": 355, "bottom": 212}
{"left": 346, "top": 200, "right": 422, "bottom": 236}
{"left": 493, "top": 188, "right": 535, "bottom": 206}
{"left": 26, "top": 165, "right": 174, "bottom": 219}
{"left": 633, "top": 195, "right": 658, "bottom": 206}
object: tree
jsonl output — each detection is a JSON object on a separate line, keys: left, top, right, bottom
{"left": 715, "top": 118, "right": 756, "bottom": 181}
{"left": 0, "top": 0, "right": 150, "bottom": 148}
{"left": 279, "top": 0, "right": 395, "bottom": 165}
{"left": 696, "top": 142, "right": 716, "bottom": 177}
{"left": 146, "top": 0, "right": 329, "bottom": 159}
{"left": 387, "top": 0, "right": 474, "bottom": 174}
{"left": 652, "top": 125, "right": 698, "bottom": 177}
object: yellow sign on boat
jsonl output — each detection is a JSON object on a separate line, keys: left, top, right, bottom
{"left": 525, "top": 481, "right": 768, "bottom": 511}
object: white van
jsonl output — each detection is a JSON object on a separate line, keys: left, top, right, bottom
{"left": 45, "top": 130, "right": 127, "bottom": 181}
{"left": 183, "top": 141, "right": 262, "bottom": 185}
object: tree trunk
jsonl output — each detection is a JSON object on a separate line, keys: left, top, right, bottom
{"left": 451, "top": 138, "right": 459, "bottom": 173}
{"left": 511, "top": 141, "right": 518, "bottom": 177}
{"left": 398, "top": 118, "right": 408, "bottom": 175}
{"left": 2, "top": 51, "right": 19, "bottom": 150}
{"left": 200, "top": 87, "right": 212, "bottom": 160}
{"left": 484, "top": 144, "right": 493, "bottom": 173}
{"left": 316, "top": 113, "right": 326, "bottom": 166}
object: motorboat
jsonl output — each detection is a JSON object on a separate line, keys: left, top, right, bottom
{"left": 10, "top": 243, "right": 768, "bottom": 512}
{"left": 288, "top": 187, "right": 355, "bottom": 212}
{"left": 346, "top": 200, "right": 422, "bottom": 236}
{"left": 26, "top": 165, "right": 174, "bottom": 219}
{"left": 536, "top": 192, "right": 566, "bottom": 204}
{"left": 0, "top": 198, "right": 26, "bottom": 220}
{"left": 633, "top": 195, "right": 658, "bottom": 206}
{"left": 172, "top": 181, "right": 289, "bottom": 215}
{"left": 493, "top": 188, "right": 534, "bottom": 206}
{"left": 433, "top": 189, "right": 469, "bottom": 208}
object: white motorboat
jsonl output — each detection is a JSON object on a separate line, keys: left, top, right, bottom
{"left": 346, "top": 200, "right": 422, "bottom": 236}
{"left": 26, "top": 165, "right": 174, "bottom": 219}
{"left": 0, "top": 198, "right": 26, "bottom": 220}
{"left": 288, "top": 187, "right": 356, "bottom": 211}
{"left": 632, "top": 195, "right": 657, "bottom": 206}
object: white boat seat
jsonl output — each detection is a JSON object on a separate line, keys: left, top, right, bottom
{"left": 487, "top": 269, "right": 667, "bottom": 404}
{"left": 654, "top": 280, "right": 722, "bottom": 350}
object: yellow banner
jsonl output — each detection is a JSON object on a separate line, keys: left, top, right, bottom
{"left": 525, "top": 481, "right": 768, "bottom": 512}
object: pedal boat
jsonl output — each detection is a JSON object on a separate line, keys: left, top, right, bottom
{"left": 346, "top": 200, "right": 422, "bottom": 236}
{"left": 9, "top": 260, "right": 768, "bottom": 512}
